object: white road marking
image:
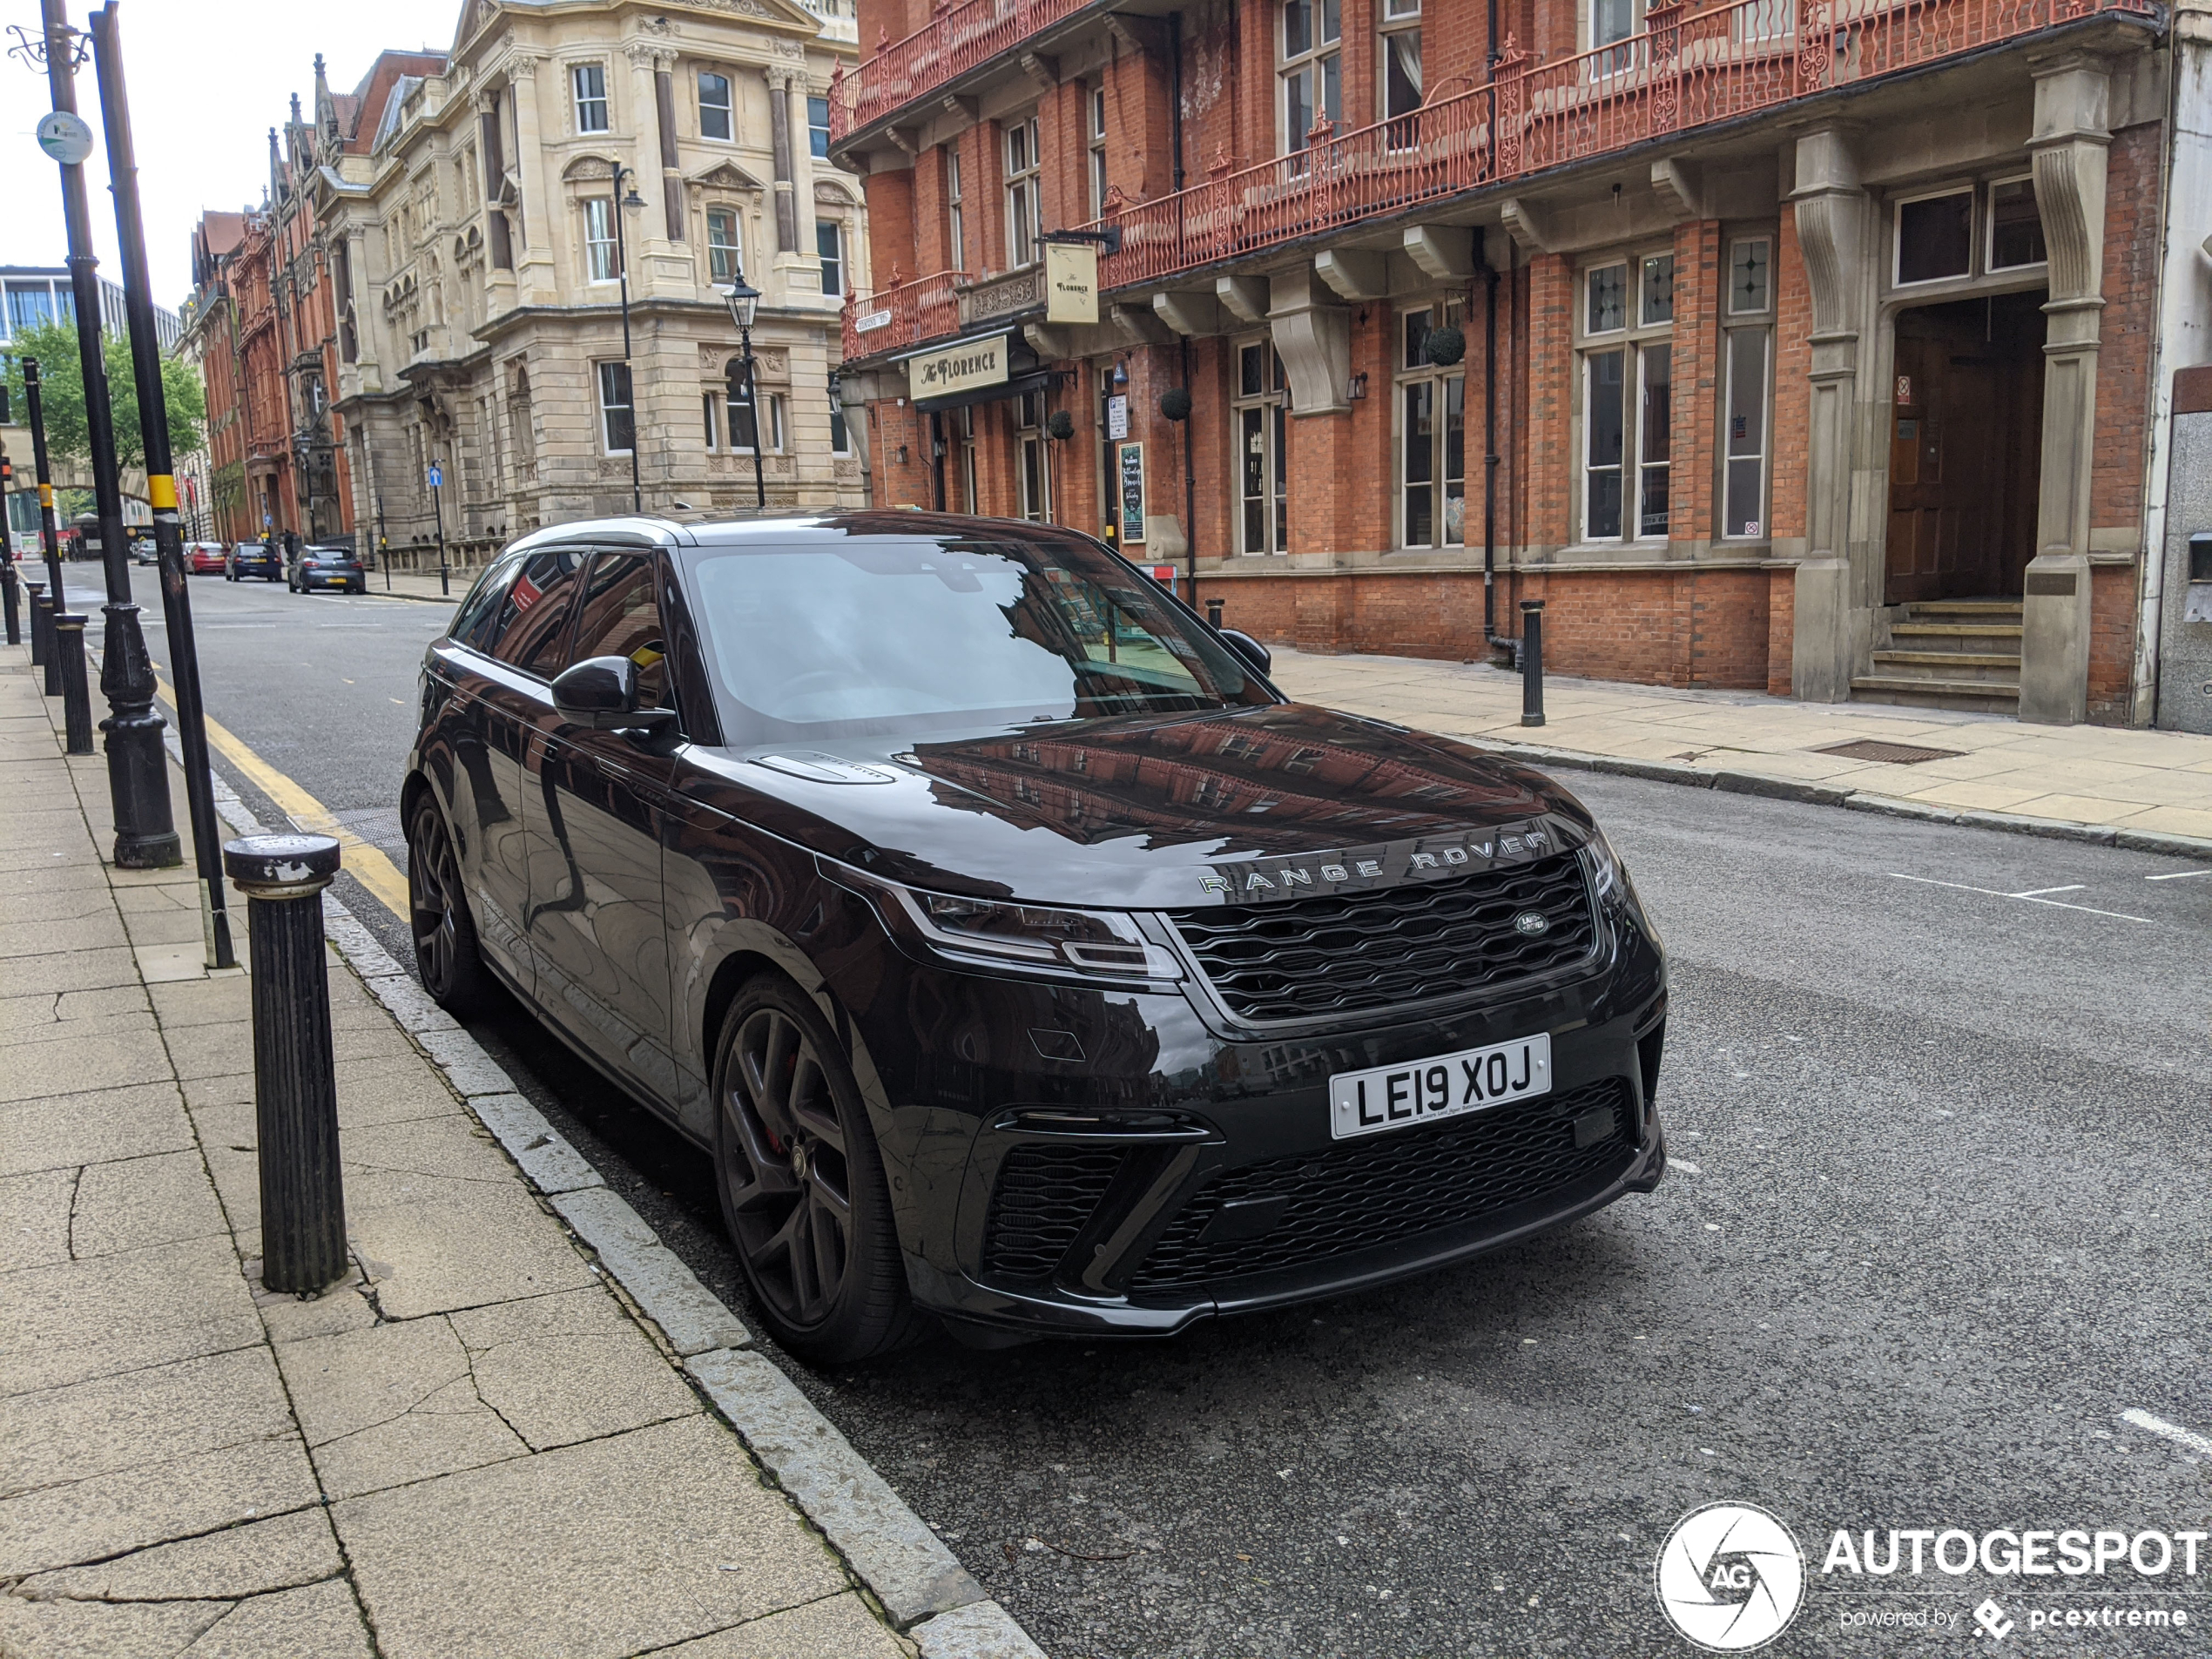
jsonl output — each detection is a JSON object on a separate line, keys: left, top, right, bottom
{"left": 1671, "top": 1158, "right": 1702, "bottom": 1175}
{"left": 2011, "top": 885, "right": 2085, "bottom": 897}
{"left": 2121, "top": 1409, "right": 2212, "bottom": 1459}
{"left": 2144, "top": 868, "right": 2212, "bottom": 882}
{"left": 1888, "top": 873, "right": 2154, "bottom": 925}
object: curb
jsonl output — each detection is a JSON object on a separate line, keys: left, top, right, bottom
{"left": 181, "top": 745, "right": 1047, "bottom": 1657}
{"left": 359, "top": 588, "right": 462, "bottom": 605}
{"left": 1473, "top": 738, "right": 2212, "bottom": 861}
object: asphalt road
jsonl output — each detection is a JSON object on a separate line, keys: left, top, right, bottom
{"left": 132, "top": 563, "right": 2212, "bottom": 1658}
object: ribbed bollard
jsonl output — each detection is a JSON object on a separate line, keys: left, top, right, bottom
{"left": 222, "top": 833, "right": 348, "bottom": 1294}
{"left": 53, "top": 614, "right": 92, "bottom": 756}
{"left": 1520, "top": 600, "right": 1547, "bottom": 729}
{"left": 26, "top": 583, "right": 50, "bottom": 675}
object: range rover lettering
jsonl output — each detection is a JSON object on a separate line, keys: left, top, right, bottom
{"left": 403, "top": 514, "right": 1668, "bottom": 1363}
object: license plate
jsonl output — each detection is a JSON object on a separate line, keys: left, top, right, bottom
{"left": 1327, "top": 1034, "right": 1552, "bottom": 1141}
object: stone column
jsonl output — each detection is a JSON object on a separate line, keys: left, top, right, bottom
{"left": 787, "top": 68, "right": 818, "bottom": 269}
{"left": 768, "top": 69, "right": 799, "bottom": 255}
{"left": 652, "top": 54, "right": 685, "bottom": 243}
{"left": 1788, "top": 126, "right": 1880, "bottom": 702}
{"left": 505, "top": 55, "right": 555, "bottom": 300}
{"left": 2019, "top": 55, "right": 2112, "bottom": 725}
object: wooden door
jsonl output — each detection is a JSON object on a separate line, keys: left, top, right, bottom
{"left": 1885, "top": 326, "right": 2004, "bottom": 605}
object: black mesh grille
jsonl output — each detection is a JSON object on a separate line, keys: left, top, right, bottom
{"left": 982, "top": 1144, "right": 1126, "bottom": 1281}
{"left": 1127, "top": 1078, "right": 1634, "bottom": 1293}
{"left": 1168, "top": 851, "right": 1597, "bottom": 1024}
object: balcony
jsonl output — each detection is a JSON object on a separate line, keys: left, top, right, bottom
{"left": 840, "top": 0, "right": 2155, "bottom": 362}
{"left": 831, "top": 0, "right": 1097, "bottom": 142}
{"left": 842, "top": 267, "right": 969, "bottom": 361}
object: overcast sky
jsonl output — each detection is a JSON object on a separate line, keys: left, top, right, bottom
{"left": 1, "top": 0, "right": 462, "bottom": 316}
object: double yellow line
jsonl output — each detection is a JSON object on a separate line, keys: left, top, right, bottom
{"left": 153, "top": 678, "right": 411, "bottom": 923}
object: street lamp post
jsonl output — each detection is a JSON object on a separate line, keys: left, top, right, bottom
{"left": 91, "top": 2, "right": 232, "bottom": 968}
{"left": 609, "top": 165, "right": 647, "bottom": 516}
{"left": 428, "top": 461, "right": 448, "bottom": 597}
{"left": 719, "top": 277, "right": 765, "bottom": 509}
{"left": 27, "top": 0, "right": 176, "bottom": 868}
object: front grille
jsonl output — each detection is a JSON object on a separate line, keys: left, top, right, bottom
{"left": 1167, "top": 850, "right": 1597, "bottom": 1024}
{"left": 1126, "top": 1078, "right": 1634, "bottom": 1293}
{"left": 981, "top": 1143, "right": 1126, "bottom": 1281}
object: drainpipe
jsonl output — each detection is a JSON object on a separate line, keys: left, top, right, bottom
{"left": 1482, "top": 0, "right": 1513, "bottom": 662}
{"left": 1170, "top": 14, "right": 1196, "bottom": 601}
{"left": 2131, "top": 1, "right": 2212, "bottom": 725}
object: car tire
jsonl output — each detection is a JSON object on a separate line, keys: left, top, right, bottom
{"left": 711, "top": 975, "right": 924, "bottom": 1365}
{"left": 405, "top": 793, "right": 492, "bottom": 1018}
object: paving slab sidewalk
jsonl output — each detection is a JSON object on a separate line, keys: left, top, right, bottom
{"left": 1270, "top": 646, "right": 2212, "bottom": 854}
{"left": 0, "top": 646, "right": 1038, "bottom": 1659}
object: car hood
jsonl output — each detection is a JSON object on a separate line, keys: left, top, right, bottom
{"left": 682, "top": 703, "right": 1595, "bottom": 910}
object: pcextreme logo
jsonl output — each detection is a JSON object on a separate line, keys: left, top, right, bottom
{"left": 1656, "top": 1502, "right": 1807, "bottom": 1652}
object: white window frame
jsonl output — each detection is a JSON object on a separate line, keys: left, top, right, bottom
{"left": 705, "top": 206, "right": 742, "bottom": 286}
{"left": 698, "top": 70, "right": 733, "bottom": 142}
{"left": 1379, "top": 0, "right": 1422, "bottom": 129}
{"left": 732, "top": 388, "right": 785, "bottom": 455}
{"left": 1232, "top": 339, "right": 1290, "bottom": 555}
{"left": 596, "top": 360, "right": 634, "bottom": 455}
{"left": 571, "top": 63, "right": 609, "bottom": 134}
{"left": 1004, "top": 115, "right": 1042, "bottom": 270}
{"left": 816, "top": 219, "right": 844, "bottom": 297}
{"left": 946, "top": 147, "right": 966, "bottom": 270}
{"left": 1397, "top": 301, "right": 1466, "bottom": 550}
{"left": 702, "top": 390, "right": 720, "bottom": 451}
{"left": 583, "top": 197, "right": 619, "bottom": 284}
{"left": 1088, "top": 85, "right": 1109, "bottom": 219}
{"left": 1575, "top": 254, "right": 1675, "bottom": 544}
{"left": 1278, "top": 0, "right": 1342, "bottom": 158}
{"left": 807, "top": 94, "right": 833, "bottom": 160}
{"left": 1720, "top": 234, "right": 1773, "bottom": 542}
{"left": 1016, "top": 391, "right": 1053, "bottom": 522}
{"left": 1986, "top": 173, "right": 2047, "bottom": 273}
{"left": 1892, "top": 185, "right": 1976, "bottom": 289}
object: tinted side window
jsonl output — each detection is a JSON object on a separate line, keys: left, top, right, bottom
{"left": 452, "top": 555, "right": 523, "bottom": 651}
{"left": 484, "top": 550, "right": 586, "bottom": 676}
{"left": 568, "top": 553, "right": 669, "bottom": 709}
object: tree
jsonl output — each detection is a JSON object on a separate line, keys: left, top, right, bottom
{"left": 1, "top": 317, "right": 206, "bottom": 474}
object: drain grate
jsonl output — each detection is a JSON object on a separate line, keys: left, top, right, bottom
{"left": 1814, "top": 738, "right": 1965, "bottom": 765}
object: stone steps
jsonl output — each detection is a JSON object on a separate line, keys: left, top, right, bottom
{"left": 1852, "top": 598, "right": 2024, "bottom": 711}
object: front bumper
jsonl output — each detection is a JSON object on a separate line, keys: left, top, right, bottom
{"left": 824, "top": 888, "right": 1668, "bottom": 1339}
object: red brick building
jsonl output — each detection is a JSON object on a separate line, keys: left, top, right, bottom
{"left": 831, "top": 0, "right": 2175, "bottom": 723}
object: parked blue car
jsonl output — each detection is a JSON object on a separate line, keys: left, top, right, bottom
{"left": 226, "top": 541, "right": 283, "bottom": 582}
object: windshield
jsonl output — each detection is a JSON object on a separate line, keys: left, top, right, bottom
{"left": 687, "top": 530, "right": 1274, "bottom": 743}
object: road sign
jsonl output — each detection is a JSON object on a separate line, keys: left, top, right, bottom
{"left": 427, "top": 463, "right": 443, "bottom": 489}
{"left": 36, "top": 111, "right": 94, "bottom": 166}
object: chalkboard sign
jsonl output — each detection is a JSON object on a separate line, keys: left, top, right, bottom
{"left": 1117, "top": 442, "right": 1145, "bottom": 545}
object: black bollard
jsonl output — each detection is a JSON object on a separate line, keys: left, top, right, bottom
{"left": 1206, "top": 597, "right": 1224, "bottom": 630}
{"left": 26, "top": 582, "right": 48, "bottom": 670}
{"left": 53, "top": 615, "right": 93, "bottom": 756}
{"left": 3, "top": 561, "right": 18, "bottom": 646}
{"left": 221, "top": 833, "right": 349, "bottom": 1295}
{"left": 1520, "top": 600, "right": 1546, "bottom": 729}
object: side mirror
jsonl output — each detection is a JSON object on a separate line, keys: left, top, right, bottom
{"left": 1219, "top": 628, "right": 1271, "bottom": 678}
{"left": 550, "top": 654, "right": 676, "bottom": 732}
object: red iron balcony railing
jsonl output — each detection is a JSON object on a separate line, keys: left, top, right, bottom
{"left": 840, "top": 0, "right": 2154, "bottom": 359}
{"left": 831, "top": 0, "right": 1096, "bottom": 141}
{"left": 842, "top": 267, "right": 971, "bottom": 361}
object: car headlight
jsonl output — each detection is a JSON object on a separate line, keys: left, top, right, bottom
{"left": 828, "top": 861, "right": 1182, "bottom": 982}
{"left": 1581, "top": 828, "right": 1657, "bottom": 944}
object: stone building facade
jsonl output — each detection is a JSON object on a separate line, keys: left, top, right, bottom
{"left": 293, "top": 0, "right": 866, "bottom": 572}
{"left": 833, "top": 0, "right": 2195, "bottom": 725}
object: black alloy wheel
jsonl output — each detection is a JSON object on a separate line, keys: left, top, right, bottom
{"left": 712, "top": 978, "right": 920, "bottom": 1363}
{"left": 405, "top": 794, "right": 489, "bottom": 1015}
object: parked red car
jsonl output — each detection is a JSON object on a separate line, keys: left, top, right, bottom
{"left": 185, "top": 543, "right": 228, "bottom": 575}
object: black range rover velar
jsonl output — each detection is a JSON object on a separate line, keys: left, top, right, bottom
{"left": 404, "top": 513, "right": 1667, "bottom": 1363}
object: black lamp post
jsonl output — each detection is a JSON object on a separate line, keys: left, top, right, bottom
{"left": 719, "top": 276, "right": 765, "bottom": 509}
{"left": 610, "top": 165, "right": 647, "bottom": 515}
{"left": 25, "top": 0, "right": 176, "bottom": 867}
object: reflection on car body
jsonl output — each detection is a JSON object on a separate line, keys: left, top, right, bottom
{"left": 403, "top": 514, "right": 1667, "bottom": 1363}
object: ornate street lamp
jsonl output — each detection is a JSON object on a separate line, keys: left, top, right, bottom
{"left": 719, "top": 276, "right": 765, "bottom": 509}
{"left": 610, "top": 165, "right": 647, "bottom": 514}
